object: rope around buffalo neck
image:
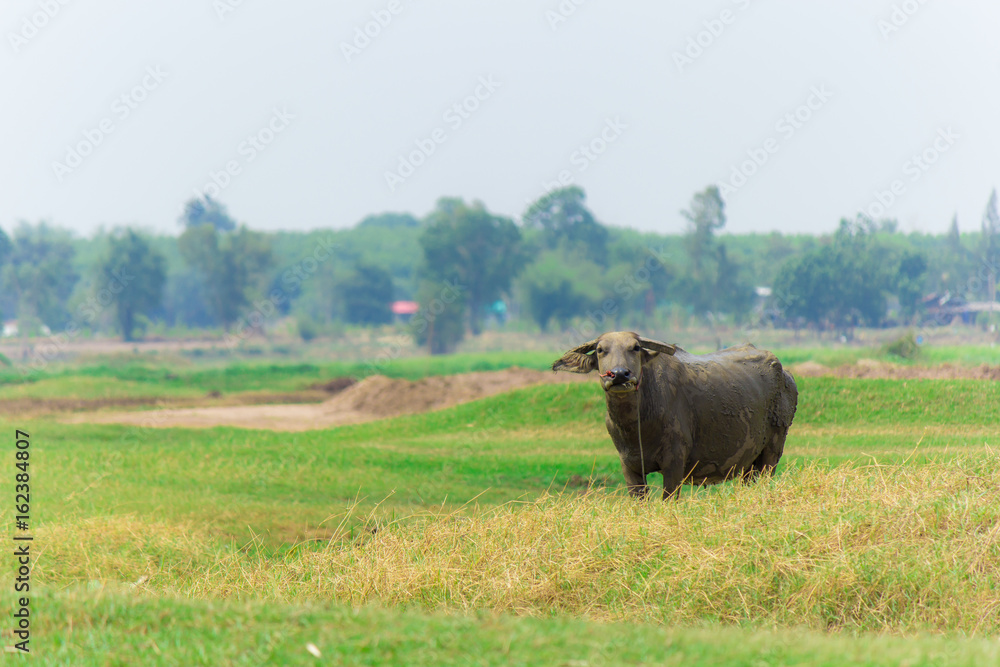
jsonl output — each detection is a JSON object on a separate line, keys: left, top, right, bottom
{"left": 637, "top": 370, "right": 645, "bottom": 493}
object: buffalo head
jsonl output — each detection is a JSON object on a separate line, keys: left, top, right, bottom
{"left": 552, "top": 331, "right": 676, "bottom": 393}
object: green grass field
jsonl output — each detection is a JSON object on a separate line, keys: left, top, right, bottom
{"left": 0, "top": 350, "right": 560, "bottom": 397}
{"left": 2, "top": 352, "right": 1000, "bottom": 665}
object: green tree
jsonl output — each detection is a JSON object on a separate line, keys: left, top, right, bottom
{"left": 947, "top": 213, "right": 968, "bottom": 260}
{"left": 982, "top": 189, "right": 999, "bottom": 301}
{"left": 178, "top": 220, "right": 273, "bottom": 330}
{"left": 601, "top": 235, "right": 675, "bottom": 326}
{"left": 180, "top": 196, "right": 236, "bottom": 231}
{"left": 894, "top": 251, "right": 929, "bottom": 324}
{"left": 0, "top": 222, "right": 79, "bottom": 331}
{"left": 419, "top": 198, "right": 526, "bottom": 336}
{"left": 0, "top": 227, "right": 11, "bottom": 264}
{"left": 518, "top": 250, "right": 602, "bottom": 331}
{"left": 772, "top": 218, "right": 900, "bottom": 330}
{"left": 101, "top": 229, "right": 167, "bottom": 341}
{"left": 931, "top": 213, "right": 976, "bottom": 297}
{"left": 356, "top": 212, "right": 420, "bottom": 230}
{"left": 337, "top": 264, "right": 394, "bottom": 325}
{"left": 677, "top": 185, "right": 753, "bottom": 317}
{"left": 162, "top": 270, "right": 215, "bottom": 328}
{"left": 0, "top": 227, "right": 12, "bottom": 322}
{"left": 682, "top": 185, "right": 726, "bottom": 277}
{"left": 412, "top": 279, "right": 466, "bottom": 354}
{"left": 713, "top": 243, "right": 756, "bottom": 319}
{"left": 947, "top": 214, "right": 963, "bottom": 257}
{"left": 523, "top": 186, "right": 608, "bottom": 265}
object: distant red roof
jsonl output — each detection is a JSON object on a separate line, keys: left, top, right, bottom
{"left": 391, "top": 300, "right": 419, "bottom": 315}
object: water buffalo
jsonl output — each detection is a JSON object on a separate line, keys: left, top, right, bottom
{"left": 553, "top": 331, "right": 797, "bottom": 498}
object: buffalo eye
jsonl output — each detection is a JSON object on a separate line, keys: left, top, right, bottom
{"left": 632, "top": 344, "right": 641, "bottom": 352}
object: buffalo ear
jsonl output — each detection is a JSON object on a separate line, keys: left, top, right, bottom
{"left": 637, "top": 337, "right": 676, "bottom": 358}
{"left": 552, "top": 338, "right": 599, "bottom": 374}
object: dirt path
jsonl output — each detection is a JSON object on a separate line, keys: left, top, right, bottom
{"left": 2, "top": 391, "right": 327, "bottom": 420}
{"left": 63, "top": 367, "right": 589, "bottom": 432}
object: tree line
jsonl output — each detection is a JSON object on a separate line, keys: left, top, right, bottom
{"left": 1, "top": 185, "right": 998, "bottom": 351}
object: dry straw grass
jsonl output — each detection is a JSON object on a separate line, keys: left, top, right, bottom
{"left": 40, "top": 453, "right": 1000, "bottom": 635}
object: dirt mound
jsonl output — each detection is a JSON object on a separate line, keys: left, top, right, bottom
{"left": 1, "top": 390, "right": 327, "bottom": 419}
{"left": 790, "top": 361, "right": 1000, "bottom": 380}
{"left": 788, "top": 361, "right": 831, "bottom": 377}
{"left": 64, "top": 367, "right": 587, "bottom": 431}
{"left": 311, "top": 377, "right": 357, "bottom": 394}
{"left": 324, "top": 367, "right": 577, "bottom": 420}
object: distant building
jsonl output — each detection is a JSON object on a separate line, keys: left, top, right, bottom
{"left": 391, "top": 300, "right": 419, "bottom": 322}
{"left": 922, "top": 292, "right": 1000, "bottom": 325}
{"left": 752, "top": 287, "right": 780, "bottom": 326}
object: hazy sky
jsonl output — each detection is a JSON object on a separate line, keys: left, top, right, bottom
{"left": 3, "top": 1, "right": 999, "bottom": 237}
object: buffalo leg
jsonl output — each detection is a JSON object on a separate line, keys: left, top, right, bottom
{"left": 744, "top": 432, "right": 786, "bottom": 482}
{"left": 661, "top": 461, "right": 686, "bottom": 500}
{"left": 621, "top": 463, "right": 649, "bottom": 498}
